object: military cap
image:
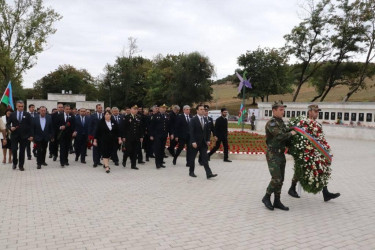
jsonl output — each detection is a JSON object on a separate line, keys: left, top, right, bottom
{"left": 272, "top": 100, "right": 287, "bottom": 109}
{"left": 131, "top": 104, "right": 138, "bottom": 109}
{"left": 160, "top": 104, "right": 168, "bottom": 108}
{"left": 308, "top": 104, "right": 321, "bottom": 111}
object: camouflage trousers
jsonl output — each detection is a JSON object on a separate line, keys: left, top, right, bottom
{"left": 266, "top": 151, "right": 286, "bottom": 195}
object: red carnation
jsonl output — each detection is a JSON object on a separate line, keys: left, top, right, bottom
{"left": 318, "top": 169, "right": 323, "bottom": 174}
{"left": 305, "top": 156, "right": 310, "bottom": 161}
{"left": 67, "top": 122, "right": 71, "bottom": 127}
{"left": 313, "top": 170, "right": 318, "bottom": 176}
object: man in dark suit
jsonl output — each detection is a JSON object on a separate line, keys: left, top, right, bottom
{"left": 111, "top": 107, "right": 122, "bottom": 166}
{"left": 188, "top": 104, "right": 217, "bottom": 179}
{"left": 167, "top": 105, "right": 180, "bottom": 157}
{"left": 6, "top": 100, "right": 33, "bottom": 171}
{"left": 26, "top": 104, "right": 37, "bottom": 160}
{"left": 50, "top": 103, "right": 64, "bottom": 161}
{"left": 208, "top": 108, "right": 231, "bottom": 162}
{"left": 173, "top": 105, "right": 192, "bottom": 166}
{"left": 136, "top": 106, "right": 146, "bottom": 164}
{"left": 73, "top": 108, "right": 90, "bottom": 164}
{"left": 121, "top": 105, "right": 144, "bottom": 169}
{"left": 150, "top": 104, "right": 169, "bottom": 169}
{"left": 198, "top": 105, "right": 216, "bottom": 165}
{"left": 88, "top": 104, "right": 103, "bottom": 167}
{"left": 57, "top": 105, "right": 75, "bottom": 167}
{"left": 32, "top": 106, "right": 54, "bottom": 169}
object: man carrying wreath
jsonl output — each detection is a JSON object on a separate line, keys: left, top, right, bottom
{"left": 288, "top": 104, "right": 340, "bottom": 201}
{"left": 262, "top": 101, "right": 296, "bottom": 211}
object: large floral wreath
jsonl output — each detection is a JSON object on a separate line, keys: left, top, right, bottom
{"left": 287, "top": 116, "right": 332, "bottom": 194}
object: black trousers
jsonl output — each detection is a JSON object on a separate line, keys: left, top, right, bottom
{"left": 111, "top": 145, "right": 120, "bottom": 163}
{"left": 123, "top": 139, "right": 138, "bottom": 167}
{"left": 168, "top": 137, "right": 177, "bottom": 156}
{"left": 26, "top": 141, "right": 31, "bottom": 158}
{"left": 146, "top": 137, "right": 154, "bottom": 157}
{"left": 174, "top": 137, "right": 190, "bottom": 164}
{"left": 137, "top": 141, "right": 143, "bottom": 162}
{"left": 59, "top": 137, "right": 70, "bottom": 164}
{"left": 36, "top": 140, "right": 48, "bottom": 165}
{"left": 74, "top": 134, "right": 88, "bottom": 162}
{"left": 11, "top": 137, "right": 27, "bottom": 168}
{"left": 153, "top": 135, "right": 167, "bottom": 166}
{"left": 189, "top": 142, "right": 213, "bottom": 177}
{"left": 49, "top": 137, "right": 59, "bottom": 157}
{"left": 92, "top": 145, "right": 101, "bottom": 165}
{"left": 209, "top": 138, "right": 229, "bottom": 160}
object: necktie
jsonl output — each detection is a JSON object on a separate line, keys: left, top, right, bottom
{"left": 65, "top": 114, "right": 67, "bottom": 122}
{"left": 186, "top": 115, "right": 189, "bottom": 123}
{"left": 200, "top": 117, "right": 204, "bottom": 129}
{"left": 82, "top": 116, "right": 85, "bottom": 126}
{"left": 18, "top": 112, "right": 22, "bottom": 122}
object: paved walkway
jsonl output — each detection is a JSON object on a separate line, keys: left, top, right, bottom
{"left": 0, "top": 137, "right": 374, "bottom": 250}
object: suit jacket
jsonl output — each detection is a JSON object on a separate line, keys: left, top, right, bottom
{"left": 56, "top": 112, "right": 75, "bottom": 139}
{"left": 122, "top": 114, "right": 144, "bottom": 141}
{"left": 189, "top": 115, "right": 210, "bottom": 146}
{"left": 75, "top": 115, "right": 90, "bottom": 136}
{"left": 150, "top": 113, "right": 170, "bottom": 138}
{"left": 6, "top": 111, "right": 33, "bottom": 139}
{"left": 214, "top": 116, "right": 228, "bottom": 140}
{"left": 32, "top": 115, "right": 54, "bottom": 141}
{"left": 94, "top": 118, "right": 120, "bottom": 146}
{"left": 207, "top": 116, "right": 215, "bottom": 137}
{"left": 112, "top": 114, "right": 123, "bottom": 127}
{"left": 88, "top": 112, "right": 103, "bottom": 136}
{"left": 168, "top": 111, "right": 178, "bottom": 135}
{"left": 175, "top": 113, "right": 192, "bottom": 140}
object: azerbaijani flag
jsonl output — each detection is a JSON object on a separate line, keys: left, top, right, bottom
{"left": 1, "top": 81, "right": 15, "bottom": 111}
{"left": 238, "top": 102, "right": 247, "bottom": 125}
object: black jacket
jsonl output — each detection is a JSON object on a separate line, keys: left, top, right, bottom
{"left": 56, "top": 112, "right": 75, "bottom": 139}
{"left": 150, "top": 113, "right": 170, "bottom": 138}
{"left": 6, "top": 111, "right": 33, "bottom": 139}
{"left": 189, "top": 115, "right": 210, "bottom": 146}
{"left": 122, "top": 114, "right": 144, "bottom": 141}
{"left": 175, "top": 113, "right": 192, "bottom": 140}
{"left": 75, "top": 115, "right": 90, "bottom": 136}
{"left": 214, "top": 116, "right": 228, "bottom": 140}
{"left": 94, "top": 118, "right": 120, "bottom": 146}
{"left": 32, "top": 115, "right": 54, "bottom": 142}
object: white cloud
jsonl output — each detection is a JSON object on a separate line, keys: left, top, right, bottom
{"left": 23, "top": 0, "right": 301, "bottom": 88}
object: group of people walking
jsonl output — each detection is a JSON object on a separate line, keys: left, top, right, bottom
{"left": 2, "top": 101, "right": 233, "bottom": 179}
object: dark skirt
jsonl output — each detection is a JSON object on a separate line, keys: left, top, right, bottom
{"left": 1, "top": 139, "right": 11, "bottom": 149}
{"left": 99, "top": 139, "right": 118, "bottom": 158}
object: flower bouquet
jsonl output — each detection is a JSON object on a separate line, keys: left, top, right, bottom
{"left": 57, "top": 121, "right": 71, "bottom": 141}
{"left": 288, "top": 116, "right": 332, "bottom": 194}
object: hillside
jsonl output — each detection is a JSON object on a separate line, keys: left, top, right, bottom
{"left": 209, "top": 80, "right": 375, "bottom": 114}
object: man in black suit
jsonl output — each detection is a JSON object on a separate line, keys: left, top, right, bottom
{"left": 88, "top": 104, "right": 103, "bottom": 167}
{"left": 208, "top": 108, "right": 231, "bottom": 162}
{"left": 150, "top": 104, "right": 169, "bottom": 169}
{"left": 26, "top": 104, "right": 37, "bottom": 160}
{"left": 6, "top": 100, "right": 33, "bottom": 171}
{"left": 173, "top": 105, "right": 192, "bottom": 166}
{"left": 136, "top": 106, "right": 146, "bottom": 164}
{"left": 50, "top": 103, "right": 64, "bottom": 161}
{"left": 121, "top": 105, "right": 144, "bottom": 169}
{"left": 188, "top": 104, "right": 217, "bottom": 179}
{"left": 111, "top": 107, "right": 122, "bottom": 166}
{"left": 198, "top": 105, "right": 216, "bottom": 165}
{"left": 57, "top": 105, "right": 75, "bottom": 167}
{"left": 167, "top": 105, "right": 180, "bottom": 157}
{"left": 32, "top": 106, "right": 54, "bottom": 169}
{"left": 73, "top": 108, "right": 90, "bottom": 164}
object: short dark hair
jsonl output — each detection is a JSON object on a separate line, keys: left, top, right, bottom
{"left": 204, "top": 105, "right": 210, "bottom": 110}
{"left": 103, "top": 110, "right": 112, "bottom": 117}
{"left": 221, "top": 108, "right": 227, "bottom": 112}
{"left": 28, "top": 104, "right": 35, "bottom": 108}
{"left": 196, "top": 104, "right": 204, "bottom": 110}
{"left": 64, "top": 104, "right": 70, "bottom": 109}
{"left": 96, "top": 104, "right": 102, "bottom": 108}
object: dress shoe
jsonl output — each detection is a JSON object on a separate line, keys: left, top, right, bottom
{"left": 172, "top": 157, "right": 177, "bottom": 165}
{"left": 162, "top": 161, "right": 166, "bottom": 164}
{"left": 37, "top": 165, "right": 41, "bottom": 169}
{"left": 81, "top": 161, "right": 87, "bottom": 164}
{"left": 164, "top": 155, "right": 168, "bottom": 158}
{"left": 61, "top": 164, "right": 65, "bottom": 167}
{"left": 274, "top": 196, "right": 289, "bottom": 211}
{"left": 131, "top": 166, "right": 139, "bottom": 170}
{"left": 28, "top": 156, "right": 32, "bottom": 160}
{"left": 114, "top": 162, "right": 119, "bottom": 166}
{"left": 207, "top": 174, "right": 218, "bottom": 179}
{"left": 98, "top": 163, "right": 103, "bottom": 166}
{"left": 65, "top": 162, "right": 69, "bottom": 166}
{"left": 42, "top": 163, "right": 48, "bottom": 166}
{"left": 138, "top": 161, "right": 146, "bottom": 164}
{"left": 75, "top": 156, "right": 79, "bottom": 162}
{"left": 146, "top": 157, "right": 149, "bottom": 162}
{"left": 189, "top": 173, "right": 197, "bottom": 178}
{"left": 93, "top": 164, "right": 98, "bottom": 168}
{"left": 208, "top": 155, "right": 211, "bottom": 161}
{"left": 156, "top": 165, "right": 161, "bottom": 169}
{"left": 12, "top": 164, "right": 17, "bottom": 170}
{"left": 19, "top": 167, "right": 25, "bottom": 171}
{"left": 262, "top": 194, "right": 274, "bottom": 211}
{"left": 160, "top": 165, "right": 166, "bottom": 168}
{"left": 322, "top": 186, "right": 340, "bottom": 202}
{"left": 49, "top": 154, "right": 53, "bottom": 158}
{"left": 53, "top": 156, "right": 57, "bottom": 161}
{"left": 122, "top": 162, "right": 126, "bottom": 167}
{"left": 224, "top": 159, "right": 232, "bottom": 162}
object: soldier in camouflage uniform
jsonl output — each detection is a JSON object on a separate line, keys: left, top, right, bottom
{"left": 262, "top": 101, "right": 296, "bottom": 211}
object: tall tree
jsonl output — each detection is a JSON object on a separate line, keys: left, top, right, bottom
{"left": 0, "top": 0, "right": 62, "bottom": 90}
{"left": 283, "top": 0, "right": 331, "bottom": 102}
{"left": 237, "top": 47, "right": 293, "bottom": 102}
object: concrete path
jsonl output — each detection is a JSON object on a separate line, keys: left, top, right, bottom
{"left": 0, "top": 137, "right": 374, "bottom": 249}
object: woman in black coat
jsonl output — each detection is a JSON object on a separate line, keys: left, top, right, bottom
{"left": 93, "top": 110, "right": 122, "bottom": 173}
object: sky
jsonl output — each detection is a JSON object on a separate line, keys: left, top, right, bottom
{"left": 22, "top": 0, "right": 302, "bottom": 88}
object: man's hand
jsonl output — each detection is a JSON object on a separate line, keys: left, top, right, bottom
{"left": 11, "top": 127, "right": 16, "bottom": 131}
{"left": 175, "top": 137, "right": 179, "bottom": 142}
{"left": 118, "top": 138, "right": 122, "bottom": 144}
{"left": 192, "top": 142, "right": 197, "bottom": 148}
{"left": 93, "top": 141, "right": 98, "bottom": 147}
{"left": 150, "top": 136, "right": 154, "bottom": 141}
{"left": 170, "top": 135, "right": 174, "bottom": 140}
{"left": 72, "top": 131, "right": 77, "bottom": 137}
{"left": 60, "top": 125, "right": 65, "bottom": 130}
{"left": 214, "top": 136, "right": 218, "bottom": 141}
{"left": 207, "top": 141, "right": 211, "bottom": 146}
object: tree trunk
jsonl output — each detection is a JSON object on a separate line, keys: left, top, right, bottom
{"left": 266, "top": 95, "right": 269, "bottom": 102}
{"left": 311, "top": 90, "right": 324, "bottom": 102}
{"left": 251, "top": 97, "right": 256, "bottom": 105}
{"left": 292, "top": 82, "right": 303, "bottom": 102}
{"left": 342, "top": 88, "right": 357, "bottom": 102}
{"left": 261, "top": 96, "right": 265, "bottom": 102}
{"left": 320, "top": 85, "right": 332, "bottom": 102}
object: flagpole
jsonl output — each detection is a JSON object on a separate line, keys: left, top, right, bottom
{"left": 241, "top": 85, "right": 245, "bottom": 132}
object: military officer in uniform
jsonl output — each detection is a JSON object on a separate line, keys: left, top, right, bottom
{"left": 262, "top": 101, "right": 296, "bottom": 211}
{"left": 150, "top": 104, "right": 169, "bottom": 169}
{"left": 167, "top": 105, "right": 180, "bottom": 157}
{"left": 121, "top": 105, "right": 144, "bottom": 170}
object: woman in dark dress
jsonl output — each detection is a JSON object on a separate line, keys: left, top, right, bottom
{"left": 93, "top": 110, "right": 122, "bottom": 173}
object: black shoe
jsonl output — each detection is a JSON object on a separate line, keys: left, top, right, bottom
{"left": 208, "top": 155, "right": 211, "bottom": 161}
{"left": 160, "top": 165, "right": 166, "bottom": 168}
{"left": 81, "top": 161, "right": 86, "bottom": 164}
{"left": 28, "top": 156, "right": 32, "bottom": 160}
{"left": 323, "top": 187, "right": 340, "bottom": 202}
{"left": 12, "top": 164, "right": 17, "bottom": 169}
{"left": 69, "top": 150, "right": 75, "bottom": 154}
{"left": 162, "top": 161, "right": 166, "bottom": 164}
{"left": 224, "top": 159, "right": 232, "bottom": 162}
{"left": 65, "top": 162, "right": 69, "bottom": 166}
{"left": 98, "top": 163, "right": 103, "bottom": 166}
{"left": 150, "top": 155, "right": 155, "bottom": 158}
{"left": 156, "top": 165, "right": 161, "bottom": 169}
{"left": 288, "top": 187, "right": 300, "bottom": 198}
{"left": 93, "top": 164, "right": 98, "bottom": 168}
{"left": 19, "top": 167, "right": 25, "bottom": 171}
{"left": 131, "top": 166, "right": 139, "bottom": 170}
{"left": 198, "top": 161, "right": 203, "bottom": 166}
{"left": 53, "top": 156, "right": 57, "bottom": 161}
{"left": 42, "top": 163, "right": 48, "bottom": 166}
{"left": 37, "top": 165, "right": 41, "bottom": 169}
{"left": 146, "top": 157, "right": 149, "bottom": 162}
{"left": 75, "top": 156, "right": 79, "bottom": 162}
{"left": 274, "top": 196, "right": 289, "bottom": 211}
{"left": 173, "top": 157, "right": 177, "bottom": 165}
{"left": 114, "top": 162, "right": 119, "bottom": 166}
{"left": 122, "top": 162, "right": 126, "bottom": 167}
{"left": 189, "top": 173, "right": 197, "bottom": 178}
{"left": 164, "top": 155, "right": 168, "bottom": 158}
{"left": 138, "top": 161, "right": 145, "bottom": 164}
{"left": 207, "top": 174, "right": 218, "bottom": 179}
{"left": 105, "top": 167, "right": 110, "bottom": 173}
{"left": 61, "top": 164, "right": 65, "bottom": 167}
{"left": 49, "top": 154, "right": 53, "bottom": 158}
{"left": 186, "top": 163, "right": 190, "bottom": 167}
{"left": 262, "top": 194, "right": 274, "bottom": 210}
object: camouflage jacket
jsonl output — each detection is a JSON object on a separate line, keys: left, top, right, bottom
{"left": 265, "top": 117, "right": 292, "bottom": 152}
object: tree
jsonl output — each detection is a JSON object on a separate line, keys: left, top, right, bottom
{"left": 283, "top": 0, "right": 331, "bottom": 102}
{"left": 237, "top": 47, "right": 293, "bottom": 102}
{"left": 311, "top": 0, "right": 366, "bottom": 101}
{"left": 33, "top": 65, "right": 99, "bottom": 101}
{"left": 0, "top": 0, "right": 62, "bottom": 91}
